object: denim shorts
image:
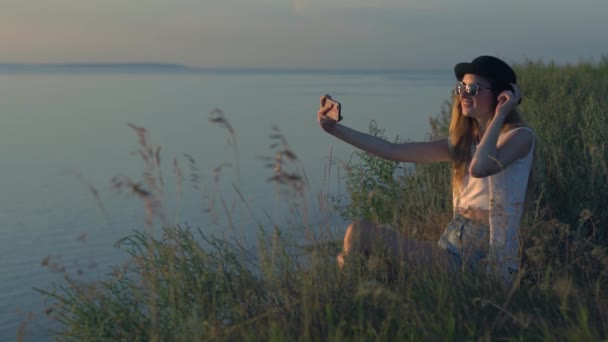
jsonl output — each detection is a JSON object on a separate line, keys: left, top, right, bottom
{"left": 437, "top": 214, "right": 490, "bottom": 271}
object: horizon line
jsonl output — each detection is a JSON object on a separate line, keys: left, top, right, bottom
{"left": 0, "top": 62, "right": 452, "bottom": 75}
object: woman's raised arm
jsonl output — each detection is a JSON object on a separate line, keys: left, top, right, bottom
{"left": 318, "top": 96, "right": 451, "bottom": 163}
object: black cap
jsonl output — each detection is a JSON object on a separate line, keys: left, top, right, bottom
{"left": 454, "top": 55, "right": 517, "bottom": 95}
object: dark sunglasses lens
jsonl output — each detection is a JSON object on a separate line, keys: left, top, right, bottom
{"left": 454, "top": 82, "right": 479, "bottom": 96}
{"left": 454, "top": 83, "right": 464, "bottom": 95}
{"left": 466, "top": 83, "right": 478, "bottom": 96}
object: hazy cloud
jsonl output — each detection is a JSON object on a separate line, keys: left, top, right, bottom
{"left": 293, "top": 0, "right": 441, "bottom": 13}
{"left": 0, "top": 0, "right": 606, "bottom": 68}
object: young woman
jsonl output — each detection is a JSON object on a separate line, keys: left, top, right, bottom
{"left": 317, "top": 56, "right": 535, "bottom": 284}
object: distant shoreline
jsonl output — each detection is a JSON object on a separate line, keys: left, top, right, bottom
{"left": 0, "top": 63, "right": 451, "bottom": 76}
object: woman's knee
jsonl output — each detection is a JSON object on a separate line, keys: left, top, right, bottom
{"left": 343, "top": 220, "right": 375, "bottom": 251}
{"left": 345, "top": 220, "right": 374, "bottom": 237}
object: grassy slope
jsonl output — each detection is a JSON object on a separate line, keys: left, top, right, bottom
{"left": 35, "top": 59, "right": 608, "bottom": 341}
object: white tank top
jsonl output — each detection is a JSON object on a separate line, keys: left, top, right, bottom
{"left": 452, "top": 126, "right": 535, "bottom": 271}
{"left": 454, "top": 173, "right": 490, "bottom": 210}
{"left": 488, "top": 126, "right": 535, "bottom": 272}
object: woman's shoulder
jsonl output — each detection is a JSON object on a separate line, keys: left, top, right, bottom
{"left": 501, "top": 124, "right": 534, "bottom": 136}
{"left": 499, "top": 124, "right": 535, "bottom": 143}
{"left": 498, "top": 124, "right": 535, "bottom": 158}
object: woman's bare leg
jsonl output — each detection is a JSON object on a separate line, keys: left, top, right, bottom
{"left": 337, "top": 220, "right": 448, "bottom": 269}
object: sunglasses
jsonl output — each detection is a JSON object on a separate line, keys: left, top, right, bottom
{"left": 453, "top": 82, "right": 493, "bottom": 97}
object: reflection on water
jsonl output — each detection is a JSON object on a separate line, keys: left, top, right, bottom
{"left": 0, "top": 71, "right": 452, "bottom": 340}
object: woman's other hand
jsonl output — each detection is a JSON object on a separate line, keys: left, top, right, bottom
{"left": 495, "top": 83, "right": 522, "bottom": 118}
{"left": 317, "top": 95, "right": 338, "bottom": 134}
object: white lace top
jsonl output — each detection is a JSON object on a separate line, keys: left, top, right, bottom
{"left": 488, "top": 126, "right": 535, "bottom": 273}
{"left": 454, "top": 174, "right": 490, "bottom": 210}
{"left": 452, "top": 126, "right": 535, "bottom": 274}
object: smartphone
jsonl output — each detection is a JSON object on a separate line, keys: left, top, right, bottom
{"left": 324, "top": 97, "right": 343, "bottom": 122}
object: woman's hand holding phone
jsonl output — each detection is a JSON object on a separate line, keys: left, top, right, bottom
{"left": 317, "top": 94, "right": 342, "bottom": 133}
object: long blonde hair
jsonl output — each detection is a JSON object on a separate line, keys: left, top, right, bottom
{"left": 448, "top": 94, "right": 525, "bottom": 194}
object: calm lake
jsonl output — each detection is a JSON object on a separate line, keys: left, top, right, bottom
{"left": 0, "top": 69, "right": 453, "bottom": 340}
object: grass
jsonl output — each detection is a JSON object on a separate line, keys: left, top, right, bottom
{"left": 31, "top": 58, "right": 608, "bottom": 341}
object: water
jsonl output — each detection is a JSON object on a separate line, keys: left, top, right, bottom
{"left": 0, "top": 70, "right": 453, "bottom": 340}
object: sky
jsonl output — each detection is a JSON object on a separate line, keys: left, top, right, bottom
{"left": 1, "top": 0, "right": 607, "bottom": 70}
